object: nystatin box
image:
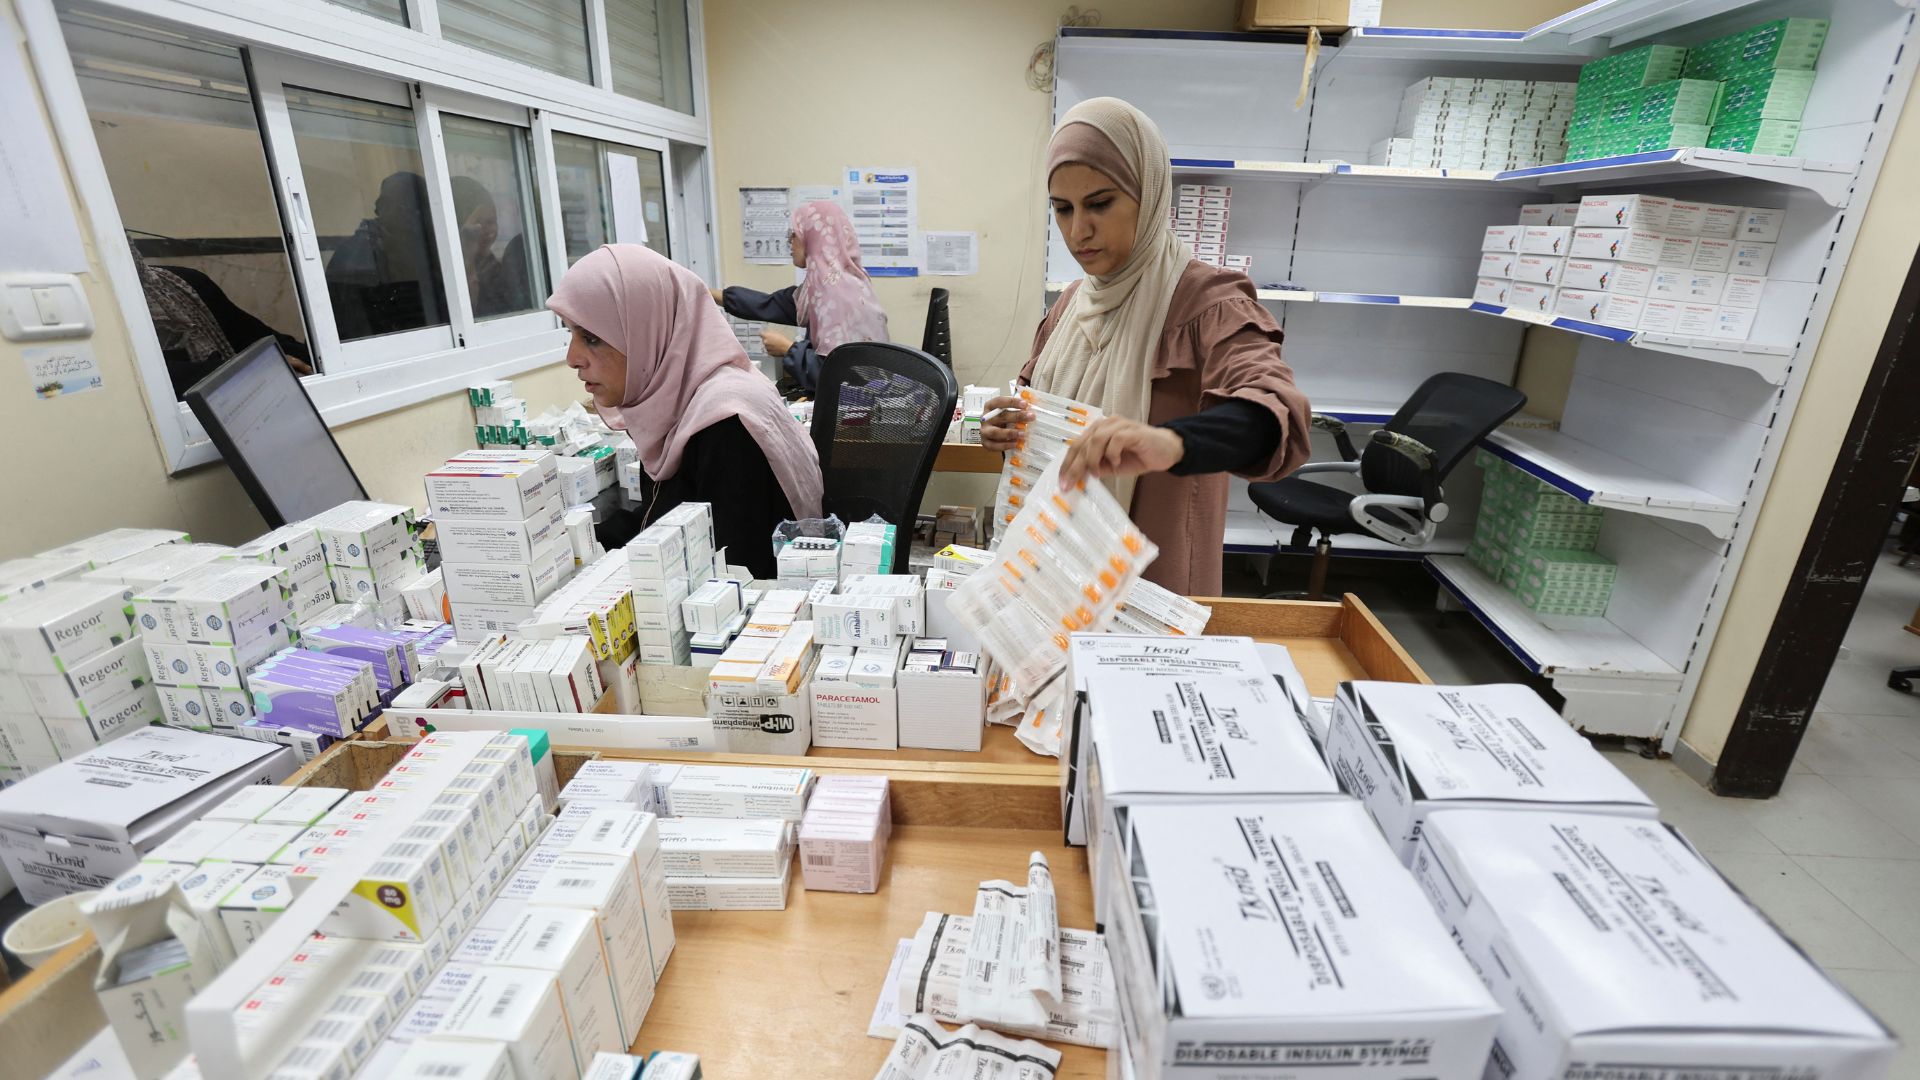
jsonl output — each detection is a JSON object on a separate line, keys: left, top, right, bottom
{"left": 1412, "top": 810, "right": 1897, "bottom": 1079}
{"left": 1325, "top": 681, "right": 1657, "bottom": 864}
{"left": 1102, "top": 800, "right": 1500, "bottom": 1079}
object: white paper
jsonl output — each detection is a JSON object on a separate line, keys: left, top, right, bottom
{"left": 791, "top": 184, "right": 843, "bottom": 209}
{"left": 23, "top": 341, "right": 103, "bottom": 399}
{"left": 844, "top": 166, "right": 919, "bottom": 274}
{"left": 924, "top": 232, "right": 978, "bottom": 276}
{"left": 739, "top": 186, "right": 791, "bottom": 263}
{"left": 0, "top": 33, "right": 87, "bottom": 275}
{"left": 868, "top": 937, "right": 915, "bottom": 1040}
{"left": 607, "top": 153, "right": 649, "bottom": 245}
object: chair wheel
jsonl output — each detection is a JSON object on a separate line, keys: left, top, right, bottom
{"left": 1890, "top": 674, "right": 1913, "bottom": 694}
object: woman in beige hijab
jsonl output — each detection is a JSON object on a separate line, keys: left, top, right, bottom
{"left": 981, "top": 97, "right": 1312, "bottom": 595}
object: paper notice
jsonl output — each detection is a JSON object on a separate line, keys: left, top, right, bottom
{"left": 608, "top": 153, "right": 649, "bottom": 245}
{"left": 924, "top": 232, "right": 978, "bottom": 276}
{"left": 740, "top": 186, "right": 791, "bottom": 263}
{"left": 844, "top": 166, "right": 918, "bottom": 276}
{"left": 23, "top": 342, "right": 102, "bottom": 399}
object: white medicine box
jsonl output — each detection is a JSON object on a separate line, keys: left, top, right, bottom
{"left": 1412, "top": 811, "right": 1897, "bottom": 1079}
{"left": 896, "top": 659, "right": 984, "bottom": 753}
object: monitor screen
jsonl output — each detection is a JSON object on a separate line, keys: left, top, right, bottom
{"left": 184, "top": 338, "right": 367, "bottom": 527}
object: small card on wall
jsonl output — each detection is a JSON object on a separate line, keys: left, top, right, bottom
{"left": 23, "top": 341, "right": 101, "bottom": 399}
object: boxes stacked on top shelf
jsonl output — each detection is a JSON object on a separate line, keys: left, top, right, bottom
{"left": 313, "top": 500, "right": 428, "bottom": 625}
{"left": 1476, "top": 192, "right": 1779, "bottom": 342}
{"left": 1169, "top": 183, "right": 1239, "bottom": 270}
{"left": 1694, "top": 20, "right": 1829, "bottom": 155}
{"left": 1467, "top": 452, "right": 1617, "bottom": 617}
{"left": 1412, "top": 810, "right": 1895, "bottom": 1076}
{"left": 469, "top": 379, "right": 529, "bottom": 448}
{"left": 425, "top": 450, "right": 570, "bottom": 642}
{"left": 627, "top": 501, "right": 716, "bottom": 667}
{"left": 223, "top": 523, "right": 335, "bottom": 629}
{"left": 1372, "top": 76, "right": 1576, "bottom": 172}
{"left": 0, "top": 577, "right": 154, "bottom": 777}
{"left": 1567, "top": 44, "right": 1689, "bottom": 158}
{"left": 797, "top": 774, "right": 889, "bottom": 894}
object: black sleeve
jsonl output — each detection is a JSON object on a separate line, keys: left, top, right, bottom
{"left": 1163, "top": 398, "right": 1283, "bottom": 477}
{"left": 685, "top": 417, "right": 795, "bottom": 580}
{"left": 721, "top": 285, "right": 801, "bottom": 325}
{"left": 780, "top": 338, "right": 824, "bottom": 394}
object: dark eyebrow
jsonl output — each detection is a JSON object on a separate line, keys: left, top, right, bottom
{"left": 1051, "top": 187, "right": 1118, "bottom": 203}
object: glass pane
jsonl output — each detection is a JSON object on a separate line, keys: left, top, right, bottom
{"left": 555, "top": 133, "right": 670, "bottom": 266}
{"left": 286, "top": 87, "right": 449, "bottom": 341}
{"left": 325, "top": 0, "right": 406, "bottom": 25}
{"left": 440, "top": 0, "right": 591, "bottom": 84}
{"left": 441, "top": 115, "right": 548, "bottom": 320}
{"left": 58, "top": 9, "right": 312, "bottom": 397}
{"left": 606, "top": 0, "right": 694, "bottom": 114}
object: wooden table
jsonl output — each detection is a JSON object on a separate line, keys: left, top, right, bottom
{"left": 0, "top": 596, "right": 1426, "bottom": 1078}
{"left": 933, "top": 442, "right": 1002, "bottom": 474}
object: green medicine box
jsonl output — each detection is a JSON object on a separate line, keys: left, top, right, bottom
{"left": 1526, "top": 547, "right": 1619, "bottom": 586}
{"left": 1715, "top": 68, "right": 1816, "bottom": 124}
{"left": 1637, "top": 79, "right": 1721, "bottom": 127}
{"left": 1735, "top": 18, "right": 1830, "bottom": 73}
{"left": 1709, "top": 118, "right": 1802, "bottom": 156}
{"left": 1630, "top": 123, "right": 1711, "bottom": 153}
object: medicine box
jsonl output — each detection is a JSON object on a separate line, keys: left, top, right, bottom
{"left": 1575, "top": 193, "right": 1670, "bottom": 231}
{"left": 313, "top": 502, "right": 417, "bottom": 567}
{"left": 666, "top": 765, "right": 812, "bottom": 821}
{"left": 40, "top": 528, "right": 189, "bottom": 571}
{"left": 483, "top": 907, "right": 625, "bottom": 1067}
{"left": 1413, "top": 810, "right": 1894, "bottom": 1079}
{"left": 1506, "top": 281, "right": 1557, "bottom": 314}
{"left": 0, "top": 581, "right": 137, "bottom": 675}
{"left": 526, "top": 851, "right": 657, "bottom": 1045}
{"left": 1325, "top": 681, "right": 1655, "bottom": 863}
{"left": 810, "top": 673, "right": 896, "bottom": 750}
{"left": 1739, "top": 206, "right": 1787, "bottom": 242}
{"left": 1103, "top": 801, "right": 1500, "bottom": 1079}
{"left": 664, "top": 857, "right": 791, "bottom": 911}
{"left": 436, "top": 504, "right": 567, "bottom": 564}
{"left": 895, "top": 649, "right": 984, "bottom": 753}
{"left": 1519, "top": 225, "right": 1571, "bottom": 256}
{"left": 1567, "top": 226, "right": 1663, "bottom": 264}
{"left": 425, "top": 462, "right": 557, "bottom": 522}
{"left": 133, "top": 563, "right": 294, "bottom": 648}
{"left": 657, "top": 817, "right": 791, "bottom": 878}
{"left": 1479, "top": 251, "right": 1515, "bottom": 279}
{"left": 81, "top": 873, "right": 221, "bottom": 1079}
{"left": 438, "top": 967, "right": 576, "bottom": 1080}
{"left": 1472, "top": 277, "right": 1511, "bottom": 306}
{"left": 1511, "top": 253, "right": 1564, "bottom": 285}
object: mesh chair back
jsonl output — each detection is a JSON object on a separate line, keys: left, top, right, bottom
{"left": 1360, "top": 373, "right": 1528, "bottom": 497}
{"left": 921, "top": 288, "right": 953, "bottom": 366}
{"left": 809, "top": 342, "right": 959, "bottom": 571}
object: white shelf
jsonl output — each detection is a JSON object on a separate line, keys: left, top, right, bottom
{"left": 1463, "top": 302, "right": 1792, "bottom": 383}
{"left": 1173, "top": 158, "right": 1510, "bottom": 189}
{"left": 1171, "top": 158, "right": 1327, "bottom": 181}
{"left": 1535, "top": 0, "right": 1778, "bottom": 47}
{"left": 1427, "top": 556, "right": 1682, "bottom": 681}
{"left": 1483, "top": 427, "right": 1741, "bottom": 539}
{"left": 1255, "top": 289, "right": 1472, "bottom": 307}
{"left": 1336, "top": 0, "right": 1779, "bottom": 60}
{"left": 1497, "top": 148, "right": 1856, "bottom": 208}
{"left": 1314, "top": 401, "right": 1561, "bottom": 430}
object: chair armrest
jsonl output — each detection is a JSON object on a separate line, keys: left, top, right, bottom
{"left": 1311, "top": 413, "right": 1359, "bottom": 462}
{"left": 1369, "top": 430, "right": 1442, "bottom": 514}
{"left": 1294, "top": 461, "right": 1362, "bottom": 477}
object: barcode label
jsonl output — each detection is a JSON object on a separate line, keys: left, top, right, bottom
{"left": 350, "top": 971, "right": 382, "bottom": 991}
{"left": 308, "top": 1018, "right": 349, "bottom": 1041}
{"left": 386, "top": 842, "right": 427, "bottom": 859}
{"left": 283, "top": 1046, "right": 326, "bottom": 1067}
{"left": 804, "top": 854, "right": 835, "bottom": 867}
{"left": 535, "top": 924, "right": 559, "bottom": 952}
{"left": 421, "top": 1064, "right": 466, "bottom": 1078}
{"left": 488, "top": 981, "right": 522, "bottom": 1020}
{"left": 557, "top": 877, "right": 595, "bottom": 888}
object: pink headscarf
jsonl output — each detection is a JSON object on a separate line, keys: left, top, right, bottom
{"left": 547, "top": 245, "right": 823, "bottom": 518}
{"left": 791, "top": 200, "right": 890, "bottom": 354}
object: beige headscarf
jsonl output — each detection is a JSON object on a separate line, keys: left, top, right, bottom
{"left": 1031, "top": 98, "right": 1191, "bottom": 509}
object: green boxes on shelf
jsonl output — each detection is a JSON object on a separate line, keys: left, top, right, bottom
{"left": 1637, "top": 79, "right": 1722, "bottom": 127}
{"left": 1579, "top": 43, "right": 1689, "bottom": 94}
{"left": 1630, "top": 123, "right": 1711, "bottom": 153}
{"left": 1470, "top": 452, "right": 1618, "bottom": 617}
{"left": 1715, "top": 68, "right": 1816, "bottom": 125}
{"left": 1682, "top": 18, "right": 1828, "bottom": 81}
{"left": 1518, "top": 549, "right": 1618, "bottom": 617}
{"left": 1709, "top": 118, "right": 1803, "bottom": 156}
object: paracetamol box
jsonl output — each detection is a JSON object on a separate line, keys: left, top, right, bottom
{"left": 1721, "top": 273, "right": 1766, "bottom": 309}
{"left": 1675, "top": 301, "right": 1720, "bottom": 338}
{"left": 1105, "top": 801, "right": 1500, "bottom": 1079}
{"left": 132, "top": 564, "right": 292, "bottom": 647}
{"left": 1506, "top": 281, "right": 1557, "bottom": 314}
{"left": 1638, "top": 297, "right": 1683, "bottom": 334}
{"left": 1325, "top": 681, "right": 1656, "bottom": 864}
{"left": 1575, "top": 193, "right": 1671, "bottom": 230}
{"left": 1472, "top": 277, "right": 1511, "bottom": 305}
{"left": 1519, "top": 225, "right": 1571, "bottom": 256}
{"left": 1413, "top": 811, "right": 1896, "bottom": 1078}
{"left": 0, "top": 581, "right": 137, "bottom": 675}
{"left": 425, "top": 463, "right": 557, "bottom": 522}
{"left": 666, "top": 765, "right": 812, "bottom": 821}
{"left": 1691, "top": 235, "right": 1736, "bottom": 272}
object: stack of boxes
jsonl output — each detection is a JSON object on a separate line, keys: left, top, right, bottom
{"left": 627, "top": 502, "right": 716, "bottom": 668}
{"left": 659, "top": 764, "right": 810, "bottom": 910}
{"left": 705, "top": 605, "right": 817, "bottom": 753}
{"left": 313, "top": 501, "right": 428, "bottom": 625}
{"left": 0, "top": 578, "right": 155, "bottom": 779}
{"left": 797, "top": 774, "right": 890, "bottom": 894}
{"left": 1566, "top": 22, "right": 1827, "bottom": 161}
{"left": 1474, "top": 193, "right": 1781, "bottom": 342}
{"left": 425, "top": 451, "right": 571, "bottom": 643}
{"left": 1466, "top": 452, "right": 1617, "bottom": 617}
{"left": 223, "top": 524, "right": 334, "bottom": 631}
{"left": 838, "top": 519, "right": 896, "bottom": 579}
{"left": 1372, "top": 76, "right": 1576, "bottom": 171}
{"left": 468, "top": 380, "right": 530, "bottom": 448}
{"left": 524, "top": 551, "right": 640, "bottom": 711}
{"left": 811, "top": 567, "right": 984, "bottom": 754}
{"left": 137, "top": 563, "right": 301, "bottom": 735}
{"left": 1169, "top": 183, "right": 1247, "bottom": 272}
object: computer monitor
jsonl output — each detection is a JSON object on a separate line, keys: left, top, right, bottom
{"left": 184, "top": 337, "right": 368, "bottom": 527}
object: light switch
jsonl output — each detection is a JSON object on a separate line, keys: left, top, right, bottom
{"left": 0, "top": 273, "right": 92, "bottom": 341}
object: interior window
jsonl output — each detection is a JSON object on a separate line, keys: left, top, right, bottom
{"left": 57, "top": 8, "right": 311, "bottom": 395}
{"left": 324, "top": 0, "right": 407, "bottom": 25}
{"left": 284, "top": 87, "right": 449, "bottom": 342}
{"left": 605, "top": 0, "right": 695, "bottom": 114}
{"left": 441, "top": 115, "right": 550, "bottom": 320}
{"left": 439, "top": 0, "right": 593, "bottom": 83}
{"left": 553, "top": 133, "right": 671, "bottom": 265}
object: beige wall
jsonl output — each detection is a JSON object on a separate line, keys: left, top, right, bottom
{"left": 1678, "top": 71, "right": 1920, "bottom": 764}
{"left": 0, "top": 1, "right": 583, "bottom": 558}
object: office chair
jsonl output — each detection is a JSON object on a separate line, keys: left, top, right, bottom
{"left": 809, "top": 341, "right": 959, "bottom": 573}
{"left": 921, "top": 288, "right": 953, "bottom": 366}
{"left": 1248, "top": 373, "right": 1527, "bottom": 600}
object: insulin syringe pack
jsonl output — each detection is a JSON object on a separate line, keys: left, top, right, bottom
{"left": 954, "top": 458, "right": 1157, "bottom": 697}
{"left": 992, "top": 383, "right": 1103, "bottom": 545}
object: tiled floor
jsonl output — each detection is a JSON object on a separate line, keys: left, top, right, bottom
{"left": 1241, "top": 545, "right": 1920, "bottom": 1074}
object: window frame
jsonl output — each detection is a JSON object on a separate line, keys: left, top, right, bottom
{"left": 18, "top": 0, "right": 711, "bottom": 474}
{"left": 546, "top": 117, "right": 677, "bottom": 264}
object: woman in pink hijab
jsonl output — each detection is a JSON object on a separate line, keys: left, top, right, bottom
{"left": 712, "top": 199, "right": 890, "bottom": 395}
{"left": 549, "top": 244, "right": 823, "bottom": 578}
